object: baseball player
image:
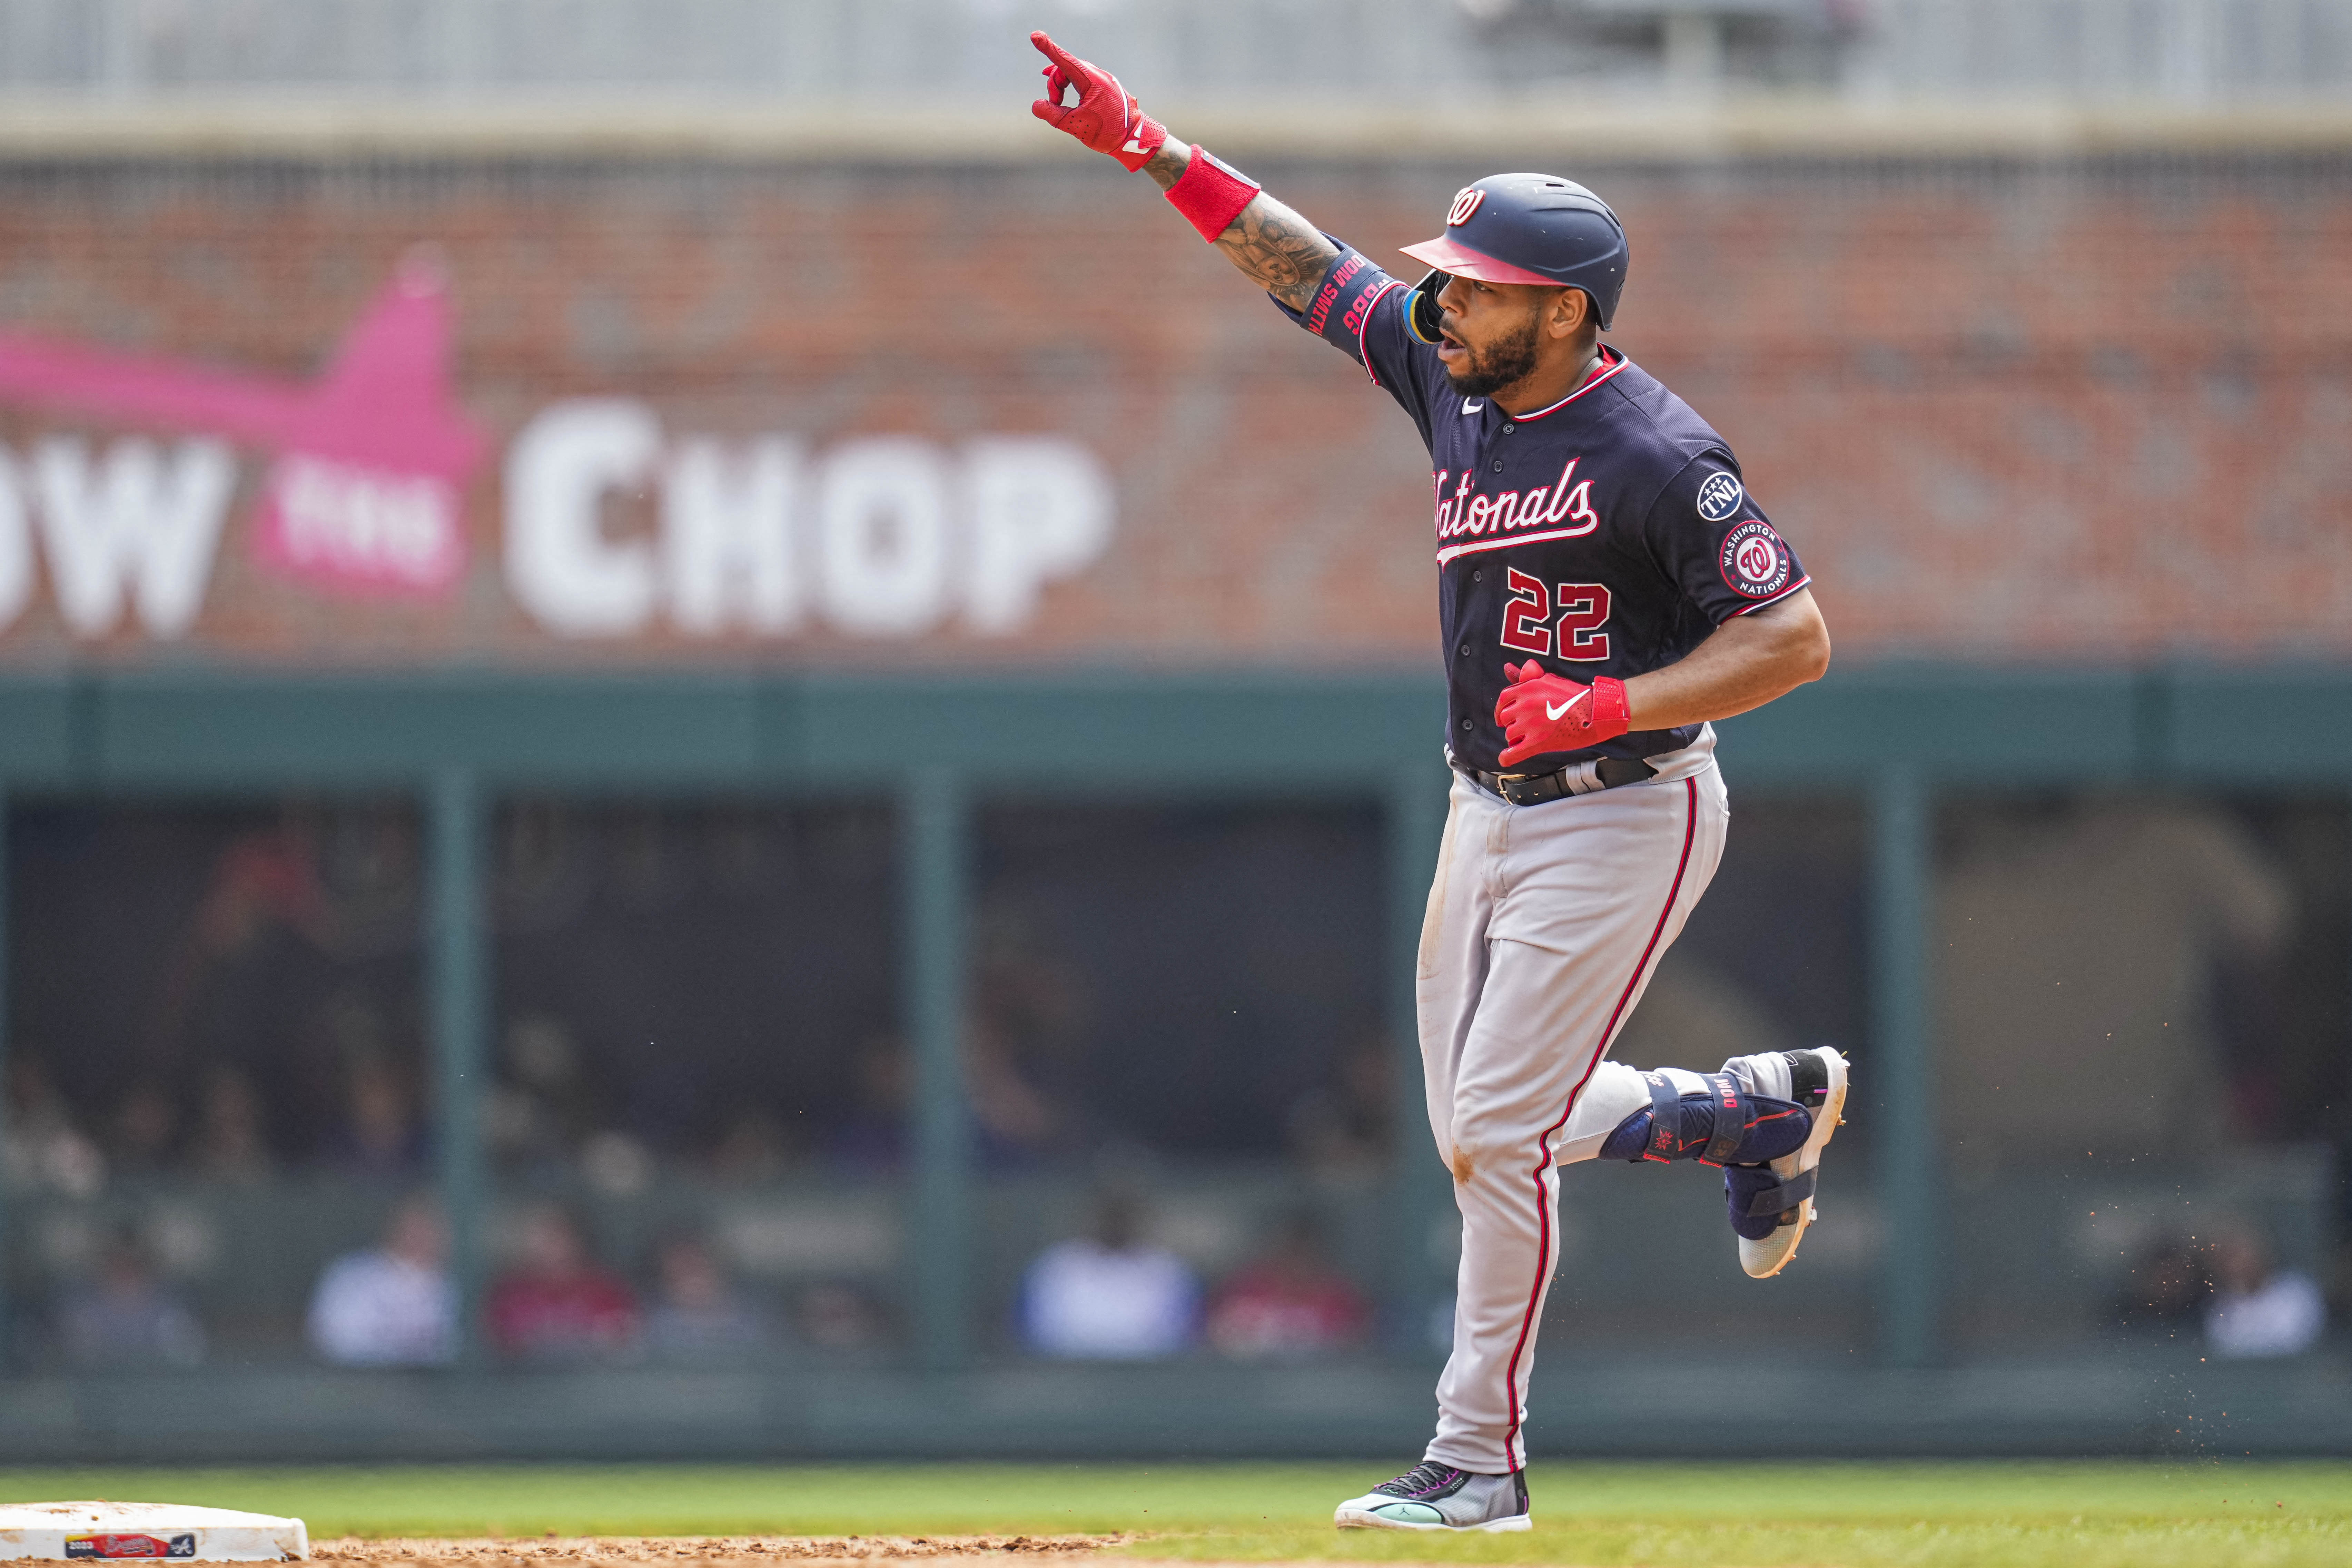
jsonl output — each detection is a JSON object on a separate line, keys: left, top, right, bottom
{"left": 1030, "top": 34, "right": 1846, "bottom": 1531}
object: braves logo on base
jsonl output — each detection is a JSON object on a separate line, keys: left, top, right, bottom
{"left": 66, "top": 1537, "right": 196, "bottom": 1559}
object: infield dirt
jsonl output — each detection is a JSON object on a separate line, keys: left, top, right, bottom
{"left": 314, "top": 1538, "right": 1128, "bottom": 1567}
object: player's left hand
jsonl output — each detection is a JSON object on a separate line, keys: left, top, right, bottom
{"left": 1494, "top": 661, "right": 1632, "bottom": 767}
{"left": 1029, "top": 31, "right": 1168, "bottom": 171}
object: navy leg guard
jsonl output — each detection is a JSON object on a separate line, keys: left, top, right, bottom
{"left": 1600, "top": 1071, "right": 1811, "bottom": 1167}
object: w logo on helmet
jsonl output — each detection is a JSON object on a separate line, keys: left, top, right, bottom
{"left": 1446, "top": 187, "right": 1486, "bottom": 227}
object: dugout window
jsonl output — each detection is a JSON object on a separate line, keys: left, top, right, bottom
{"left": 968, "top": 799, "right": 1393, "bottom": 1361}
{"left": 1933, "top": 792, "right": 2349, "bottom": 1356}
{"left": 483, "top": 798, "right": 905, "bottom": 1368}
{"left": 4, "top": 798, "right": 429, "bottom": 1367}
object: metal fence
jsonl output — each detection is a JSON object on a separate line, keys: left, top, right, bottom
{"left": 0, "top": 0, "right": 2347, "bottom": 103}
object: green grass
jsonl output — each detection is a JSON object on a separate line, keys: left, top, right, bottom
{"left": 0, "top": 1462, "right": 2345, "bottom": 1568}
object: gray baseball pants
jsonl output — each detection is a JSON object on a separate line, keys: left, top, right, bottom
{"left": 1417, "top": 728, "right": 1731, "bottom": 1473}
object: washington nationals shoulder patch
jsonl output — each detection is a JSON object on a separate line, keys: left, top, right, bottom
{"left": 1696, "top": 471, "right": 1745, "bottom": 523}
{"left": 1720, "top": 519, "right": 1794, "bottom": 600}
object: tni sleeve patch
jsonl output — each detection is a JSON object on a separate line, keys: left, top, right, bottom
{"left": 1695, "top": 471, "right": 1745, "bottom": 522}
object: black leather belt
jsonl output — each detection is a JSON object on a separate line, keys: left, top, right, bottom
{"left": 1465, "top": 756, "right": 1658, "bottom": 806}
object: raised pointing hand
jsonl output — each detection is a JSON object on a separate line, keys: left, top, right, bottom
{"left": 1029, "top": 30, "right": 1168, "bottom": 171}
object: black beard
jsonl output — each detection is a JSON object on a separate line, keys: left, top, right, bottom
{"left": 1443, "top": 311, "right": 1543, "bottom": 398}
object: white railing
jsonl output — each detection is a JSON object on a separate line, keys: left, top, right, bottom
{"left": 0, "top": 0, "right": 2343, "bottom": 103}
{"left": 1842, "top": 0, "right": 2352, "bottom": 101}
{"left": 0, "top": 0, "right": 1478, "bottom": 98}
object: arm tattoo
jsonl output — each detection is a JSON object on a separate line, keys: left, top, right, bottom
{"left": 1143, "top": 142, "right": 1341, "bottom": 314}
{"left": 1142, "top": 142, "right": 1191, "bottom": 191}
{"left": 1216, "top": 197, "right": 1341, "bottom": 313}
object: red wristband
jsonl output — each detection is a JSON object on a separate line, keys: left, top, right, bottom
{"left": 1166, "top": 146, "right": 1260, "bottom": 242}
{"left": 1589, "top": 676, "right": 1631, "bottom": 738}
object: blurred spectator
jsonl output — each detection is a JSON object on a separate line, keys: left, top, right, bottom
{"left": 3, "top": 1056, "right": 106, "bottom": 1197}
{"left": 1205, "top": 1213, "right": 1370, "bottom": 1360}
{"left": 489, "top": 1015, "right": 601, "bottom": 1174}
{"left": 580, "top": 1130, "right": 657, "bottom": 1196}
{"left": 824, "top": 1035, "right": 909, "bottom": 1174}
{"left": 710, "top": 1109, "right": 797, "bottom": 1185}
{"left": 55, "top": 1233, "right": 205, "bottom": 1369}
{"left": 966, "top": 1022, "right": 1063, "bottom": 1167}
{"left": 306, "top": 1196, "right": 456, "bottom": 1367}
{"left": 108, "top": 1079, "right": 180, "bottom": 1177}
{"left": 2116, "top": 1234, "right": 2212, "bottom": 1329}
{"left": 314, "top": 807, "right": 422, "bottom": 946}
{"left": 643, "top": 1234, "right": 769, "bottom": 1362}
{"left": 1019, "top": 1190, "right": 1197, "bottom": 1360}
{"left": 1286, "top": 1040, "right": 1396, "bottom": 1179}
{"left": 486, "top": 1204, "right": 639, "bottom": 1363}
{"left": 794, "top": 1283, "right": 894, "bottom": 1354}
{"left": 191, "top": 815, "right": 336, "bottom": 954}
{"left": 327, "top": 1053, "right": 428, "bottom": 1181}
{"left": 147, "top": 813, "right": 337, "bottom": 1070}
{"left": 966, "top": 906, "right": 1089, "bottom": 1163}
{"left": 2205, "top": 1231, "right": 2325, "bottom": 1360}
{"left": 190, "top": 1065, "right": 275, "bottom": 1185}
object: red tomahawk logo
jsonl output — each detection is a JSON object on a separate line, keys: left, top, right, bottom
{"left": 0, "top": 249, "right": 489, "bottom": 596}
{"left": 64, "top": 1535, "right": 195, "bottom": 1559}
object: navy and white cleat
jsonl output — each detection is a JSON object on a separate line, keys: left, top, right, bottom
{"left": 1334, "top": 1461, "right": 1531, "bottom": 1532}
{"left": 1721, "top": 1046, "right": 1849, "bottom": 1279}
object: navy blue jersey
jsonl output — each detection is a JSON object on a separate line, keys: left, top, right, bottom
{"left": 1279, "top": 246, "right": 1810, "bottom": 775}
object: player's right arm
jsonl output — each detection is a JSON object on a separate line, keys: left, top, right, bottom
{"left": 1138, "top": 143, "right": 1338, "bottom": 314}
{"left": 1028, "top": 31, "right": 1339, "bottom": 313}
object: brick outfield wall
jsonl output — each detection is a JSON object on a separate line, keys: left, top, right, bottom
{"left": 0, "top": 153, "right": 2344, "bottom": 665}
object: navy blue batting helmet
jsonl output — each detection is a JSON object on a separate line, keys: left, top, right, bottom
{"left": 1399, "top": 172, "right": 1629, "bottom": 332}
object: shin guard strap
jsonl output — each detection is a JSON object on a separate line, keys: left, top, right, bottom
{"left": 1697, "top": 1073, "right": 1748, "bottom": 1167}
{"left": 1638, "top": 1071, "right": 1682, "bottom": 1162}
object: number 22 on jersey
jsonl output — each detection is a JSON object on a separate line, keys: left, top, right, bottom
{"left": 1500, "top": 568, "right": 1612, "bottom": 661}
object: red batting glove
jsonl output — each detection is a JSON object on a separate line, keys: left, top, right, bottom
{"left": 1029, "top": 31, "right": 1168, "bottom": 171}
{"left": 1494, "top": 661, "right": 1632, "bottom": 767}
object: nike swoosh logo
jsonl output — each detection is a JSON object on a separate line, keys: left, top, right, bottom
{"left": 1546, "top": 691, "right": 1591, "bottom": 721}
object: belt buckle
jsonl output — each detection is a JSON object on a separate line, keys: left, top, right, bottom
{"left": 1496, "top": 772, "right": 1540, "bottom": 806}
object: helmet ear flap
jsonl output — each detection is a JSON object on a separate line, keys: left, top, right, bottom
{"left": 1405, "top": 269, "right": 1449, "bottom": 345}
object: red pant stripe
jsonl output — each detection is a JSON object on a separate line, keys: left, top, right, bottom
{"left": 1498, "top": 775, "right": 1699, "bottom": 1466}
